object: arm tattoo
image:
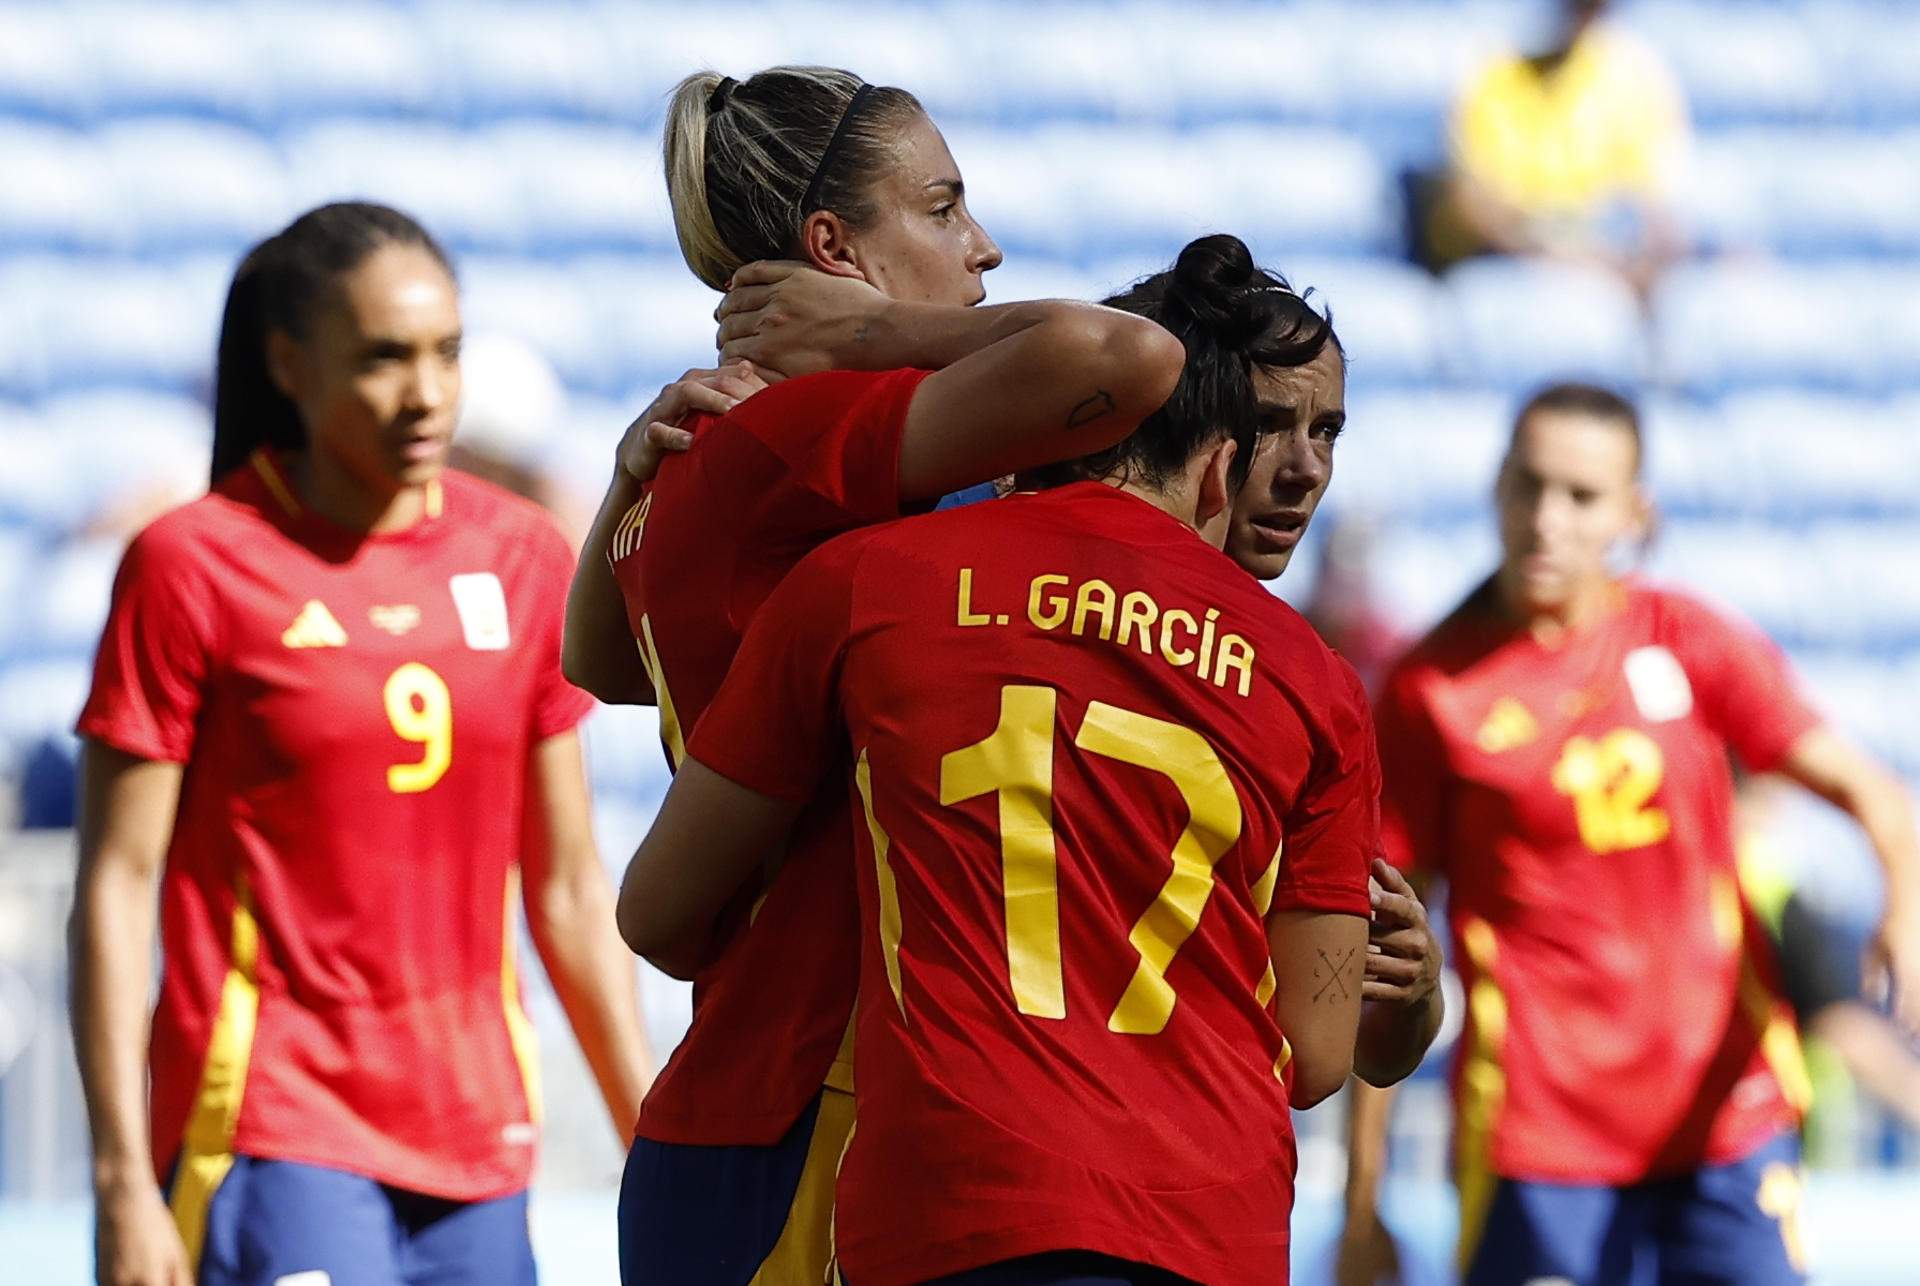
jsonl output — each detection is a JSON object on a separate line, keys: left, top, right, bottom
{"left": 1312, "top": 946, "right": 1359, "bottom": 1003}
{"left": 1064, "top": 390, "right": 1117, "bottom": 430}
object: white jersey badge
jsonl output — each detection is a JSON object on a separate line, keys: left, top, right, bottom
{"left": 449, "top": 573, "right": 511, "bottom": 651}
{"left": 1624, "top": 646, "right": 1693, "bottom": 722}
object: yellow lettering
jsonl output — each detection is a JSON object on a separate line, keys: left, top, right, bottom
{"left": 1160, "top": 609, "right": 1198, "bottom": 667}
{"left": 1213, "top": 634, "right": 1255, "bottom": 697}
{"left": 957, "top": 567, "right": 991, "bottom": 627}
{"left": 1029, "top": 574, "right": 1070, "bottom": 630}
{"left": 1072, "top": 579, "right": 1117, "bottom": 641}
{"left": 1198, "top": 607, "right": 1220, "bottom": 675}
{"left": 1115, "top": 591, "right": 1158, "bottom": 655}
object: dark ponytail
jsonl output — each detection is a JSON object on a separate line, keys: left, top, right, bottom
{"left": 1038, "top": 233, "right": 1340, "bottom": 490}
{"left": 210, "top": 201, "right": 454, "bottom": 485}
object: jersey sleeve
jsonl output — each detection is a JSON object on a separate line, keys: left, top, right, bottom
{"left": 1271, "top": 659, "right": 1378, "bottom": 918}
{"left": 75, "top": 522, "right": 220, "bottom": 763}
{"left": 685, "top": 535, "right": 864, "bottom": 803}
{"left": 724, "top": 368, "right": 934, "bottom": 523}
{"left": 1665, "top": 594, "right": 1821, "bottom": 774}
{"left": 527, "top": 521, "right": 596, "bottom": 739}
{"left": 1374, "top": 657, "right": 1451, "bottom": 878}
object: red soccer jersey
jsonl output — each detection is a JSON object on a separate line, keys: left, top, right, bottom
{"left": 689, "top": 484, "right": 1378, "bottom": 1285}
{"left": 77, "top": 451, "right": 592, "bottom": 1202}
{"left": 1375, "top": 579, "right": 1818, "bottom": 1188}
{"left": 609, "top": 367, "right": 933, "bottom": 1145}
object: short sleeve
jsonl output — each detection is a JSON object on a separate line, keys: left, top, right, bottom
{"left": 724, "top": 368, "right": 933, "bottom": 524}
{"left": 75, "top": 523, "right": 220, "bottom": 763}
{"left": 1374, "top": 659, "right": 1451, "bottom": 878}
{"left": 1272, "top": 660, "right": 1379, "bottom": 918}
{"left": 686, "top": 535, "right": 865, "bottom": 804}
{"left": 527, "top": 522, "right": 596, "bottom": 740}
{"left": 1665, "top": 594, "right": 1820, "bottom": 774}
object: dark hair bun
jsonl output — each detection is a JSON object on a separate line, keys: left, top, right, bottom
{"left": 1164, "top": 234, "right": 1269, "bottom": 349}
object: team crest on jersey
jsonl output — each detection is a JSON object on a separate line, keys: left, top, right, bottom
{"left": 281, "top": 600, "right": 347, "bottom": 648}
{"left": 449, "top": 573, "right": 510, "bottom": 650}
{"left": 1476, "top": 696, "right": 1539, "bottom": 753}
{"left": 368, "top": 604, "right": 421, "bottom": 636}
{"left": 1624, "top": 646, "right": 1693, "bottom": 722}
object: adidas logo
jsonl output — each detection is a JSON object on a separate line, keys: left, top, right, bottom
{"left": 282, "top": 600, "right": 348, "bottom": 648}
{"left": 1475, "top": 696, "right": 1539, "bottom": 754}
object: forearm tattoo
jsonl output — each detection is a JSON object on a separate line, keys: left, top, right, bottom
{"left": 1313, "top": 946, "right": 1360, "bottom": 1003}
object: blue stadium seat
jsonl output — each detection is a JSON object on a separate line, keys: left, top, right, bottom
{"left": 37, "top": 390, "right": 211, "bottom": 524}
{"left": 283, "top": 122, "right": 525, "bottom": 250}
{"left": 0, "top": 124, "right": 123, "bottom": 253}
{"left": 1716, "top": 391, "right": 1920, "bottom": 519}
{"left": 480, "top": 121, "right": 670, "bottom": 254}
{"left": 0, "top": 654, "right": 92, "bottom": 762}
{"left": 10, "top": 258, "right": 214, "bottom": 394}
{"left": 1320, "top": 2, "right": 1524, "bottom": 128}
{"left": 1334, "top": 389, "right": 1512, "bottom": 521}
{"left": 581, "top": 257, "right": 729, "bottom": 391}
{"left": 460, "top": 256, "right": 622, "bottom": 394}
{"left": 1286, "top": 257, "right": 1446, "bottom": 386}
{"left": 423, "top": 2, "right": 637, "bottom": 123}
{"left": 956, "top": 123, "right": 1398, "bottom": 260}
{"left": 26, "top": 537, "right": 123, "bottom": 651}
{"left": 1622, "top": 3, "right": 1829, "bottom": 125}
{"left": 1654, "top": 262, "right": 1914, "bottom": 395}
{"left": 0, "top": 407, "right": 90, "bottom": 533}
{"left": 1443, "top": 258, "right": 1647, "bottom": 390}
{"left": 1638, "top": 394, "right": 1728, "bottom": 519}
{"left": 1690, "top": 131, "right": 1920, "bottom": 257}
{"left": 97, "top": 119, "right": 293, "bottom": 255}
{"left": 1817, "top": 0, "right": 1920, "bottom": 126}
{"left": 250, "top": 3, "right": 441, "bottom": 121}
{"left": 1372, "top": 519, "right": 1501, "bottom": 635}
{"left": 0, "top": 527, "right": 35, "bottom": 649}
{"left": 0, "top": 5, "right": 93, "bottom": 120}
{"left": 76, "top": 1, "right": 270, "bottom": 122}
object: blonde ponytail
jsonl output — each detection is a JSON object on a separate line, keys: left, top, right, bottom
{"left": 660, "top": 66, "right": 923, "bottom": 292}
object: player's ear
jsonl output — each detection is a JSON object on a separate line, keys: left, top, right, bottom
{"left": 264, "top": 328, "right": 306, "bottom": 404}
{"left": 797, "top": 210, "right": 869, "bottom": 280}
{"left": 1194, "top": 437, "right": 1238, "bottom": 529}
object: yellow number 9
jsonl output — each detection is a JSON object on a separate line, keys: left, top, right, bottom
{"left": 385, "top": 662, "right": 452, "bottom": 793}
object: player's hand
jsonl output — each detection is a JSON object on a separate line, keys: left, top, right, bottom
{"left": 1866, "top": 897, "right": 1920, "bottom": 1038}
{"left": 1334, "top": 1208, "right": 1403, "bottom": 1286}
{"left": 1363, "top": 859, "right": 1440, "bottom": 1006}
{"left": 95, "top": 1178, "right": 192, "bottom": 1286}
{"left": 715, "top": 261, "right": 888, "bottom": 377}
{"left": 617, "top": 363, "right": 766, "bottom": 483}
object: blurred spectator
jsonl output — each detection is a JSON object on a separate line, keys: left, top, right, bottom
{"left": 1416, "top": 0, "right": 1691, "bottom": 295}
{"left": 1299, "top": 514, "right": 1406, "bottom": 697}
{"left": 1737, "top": 774, "right": 1920, "bottom": 1156}
{"left": 452, "top": 332, "right": 587, "bottom": 536}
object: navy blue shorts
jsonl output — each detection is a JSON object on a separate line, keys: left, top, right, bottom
{"left": 1464, "top": 1131, "right": 1810, "bottom": 1285}
{"left": 914, "top": 1251, "right": 1197, "bottom": 1285}
{"left": 186, "top": 1154, "right": 535, "bottom": 1286}
{"left": 618, "top": 1085, "right": 850, "bottom": 1286}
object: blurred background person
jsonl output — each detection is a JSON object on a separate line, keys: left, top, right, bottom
{"left": 450, "top": 332, "right": 590, "bottom": 538}
{"left": 1340, "top": 383, "right": 1920, "bottom": 1286}
{"left": 1414, "top": 0, "right": 1691, "bottom": 295}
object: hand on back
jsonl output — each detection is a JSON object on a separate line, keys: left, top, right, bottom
{"left": 618, "top": 362, "right": 767, "bottom": 483}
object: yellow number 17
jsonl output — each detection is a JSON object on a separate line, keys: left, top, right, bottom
{"left": 937, "top": 684, "right": 1243, "bottom": 1035}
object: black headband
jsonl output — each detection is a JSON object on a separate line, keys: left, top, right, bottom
{"left": 707, "top": 76, "right": 736, "bottom": 113}
{"left": 799, "top": 82, "right": 876, "bottom": 215}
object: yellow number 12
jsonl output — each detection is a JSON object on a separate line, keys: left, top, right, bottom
{"left": 385, "top": 662, "right": 452, "bottom": 793}
{"left": 937, "top": 684, "right": 1243, "bottom": 1034}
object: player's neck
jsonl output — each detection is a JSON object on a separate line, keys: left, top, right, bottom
{"left": 1108, "top": 477, "right": 1210, "bottom": 541}
{"left": 1503, "top": 574, "right": 1620, "bottom": 643}
{"left": 289, "top": 451, "right": 429, "bottom": 535}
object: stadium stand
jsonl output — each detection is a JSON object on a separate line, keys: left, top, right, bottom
{"left": 1, "top": 0, "right": 1916, "bottom": 1275}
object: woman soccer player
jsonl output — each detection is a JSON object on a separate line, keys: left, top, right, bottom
{"left": 71, "top": 202, "right": 654, "bottom": 1286}
{"left": 1339, "top": 383, "right": 1920, "bottom": 1285}
{"left": 562, "top": 66, "right": 1194, "bottom": 1286}
{"left": 621, "top": 234, "right": 1377, "bottom": 1286}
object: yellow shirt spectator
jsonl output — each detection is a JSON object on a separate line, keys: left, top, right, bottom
{"left": 1451, "top": 25, "right": 1690, "bottom": 221}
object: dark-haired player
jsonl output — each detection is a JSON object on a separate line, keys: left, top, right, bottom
{"left": 71, "top": 202, "right": 653, "bottom": 1286}
{"left": 621, "top": 235, "right": 1381, "bottom": 1285}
